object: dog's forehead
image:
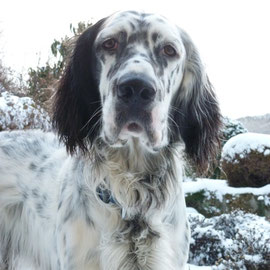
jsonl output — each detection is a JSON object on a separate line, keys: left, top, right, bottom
{"left": 98, "top": 11, "right": 180, "bottom": 40}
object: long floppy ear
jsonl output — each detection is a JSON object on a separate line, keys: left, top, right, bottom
{"left": 53, "top": 18, "right": 106, "bottom": 154}
{"left": 170, "top": 30, "right": 222, "bottom": 173}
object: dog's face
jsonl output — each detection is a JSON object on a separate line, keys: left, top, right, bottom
{"left": 54, "top": 11, "right": 221, "bottom": 171}
{"left": 94, "top": 12, "right": 185, "bottom": 151}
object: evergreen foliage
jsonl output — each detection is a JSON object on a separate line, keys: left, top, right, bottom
{"left": 208, "top": 117, "right": 248, "bottom": 179}
{"left": 26, "top": 21, "right": 92, "bottom": 107}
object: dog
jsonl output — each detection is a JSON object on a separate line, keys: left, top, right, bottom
{"left": 0, "top": 10, "right": 221, "bottom": 270}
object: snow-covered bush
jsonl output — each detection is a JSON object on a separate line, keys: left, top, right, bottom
{"left": 221, "top": 133, "right": 270, "bottom": 187}
{"left": 184, "top": 179, "right": 270, "bottom": 217}
{"left": 188, "top": 211, "right": 270, "bottom": 269}
{"left": 0, "top": 84, "right": 4, "bottom": 93}
{"left": 0, "top": 91, "right": 51, "bottom": 131}
{"left": 221, "top": 117, "right": 248, "bottom": 146}
{"left": 0, "top": 61, "right": 15, "bottom": 93}
{"left": 203, "top": 117, "right": 247, "bottom": 179}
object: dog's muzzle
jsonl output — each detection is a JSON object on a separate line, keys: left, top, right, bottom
{"left": 117, "top": 76, "right": 156, "bottom": 105}
{"left": 115, "top": 75, "right": 156, "bottom": 133}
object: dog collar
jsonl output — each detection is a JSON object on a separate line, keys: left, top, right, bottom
{"left": 96, "top": 185, "right": 116, "bottom": 205}
{"left": 96, "top": 185, "right": 128, "bottom": 219}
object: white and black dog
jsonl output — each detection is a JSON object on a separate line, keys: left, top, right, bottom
{"left": 0, "top": 11, "right": 221, "bottom": 270}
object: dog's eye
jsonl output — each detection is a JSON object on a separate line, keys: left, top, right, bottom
{"left": 163, "top": 45, "right": 177, "bottom": 57}
{"left": 102, "top": 38, "right": 118, "bottom": 50}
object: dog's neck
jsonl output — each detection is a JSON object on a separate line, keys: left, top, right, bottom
{"left": 93, "top": 137, "right": 175, "bottom": 174}
{"left": 89, "top": 137, "right": 181, "bottom": 219}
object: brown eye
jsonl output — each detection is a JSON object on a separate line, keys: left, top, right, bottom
{"left": 102, "top": 38, "right": 118, "bottom": 50}
{"left": 163, "top": 45, "right": 177, "bottom": 57}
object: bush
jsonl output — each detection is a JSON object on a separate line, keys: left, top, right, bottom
{"left": 0, "top": 60, "right": 27, "bottom": 97}
{"left": 221, "top": 133, "right": 270, "bottom": 187}
{"left": 221, "top": 117, "right": 248, "bottom": 146}
{"left": 26, "top": 21, "right": 92, "bottom": 112}
{"left": 0, "top": 91, "right": 51, "bottom": 131}
{"left": 188, "top": 211, "right": 270, "bottom": 269}
{"left": 184, "top": 179, "right": 270, "bottom": 217}
{"left": 206, "top": 117, "right": 247, "bottom": 179}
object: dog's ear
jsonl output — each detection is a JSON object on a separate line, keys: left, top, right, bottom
{"left": 170, "top": 30, "right": 222, "bottom": 173}
{"left": 53, "top": 18, "right": 106, "bottom": 154}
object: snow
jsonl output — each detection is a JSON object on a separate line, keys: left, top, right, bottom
{"left": 184, "top": 178, "right": 270, "bottom": 201}
{"left": 185, "top": 179, "right": 270, "bottom": 269}
{"left": 0, "top": 91, "right": 51, "bottom": 131}
{"left": 188, "top": 211, "right": 270, "bottom": 269}
{"left": 186, "top": 265, "right": 212, "bottom": 270}
{"left": 0, "top": 89, "right": 269, "bottom": 269}
{"left": 222, "top": 132, "right": 270, "bottom": 162}
{"left": 222, "top": 117, "right": 247, "bottom": 141}
{"left": 0, "top": 83, "right": 5, "bottom": 93}
{"left": 186, "top": 207, "right": 199, "bottom": 214}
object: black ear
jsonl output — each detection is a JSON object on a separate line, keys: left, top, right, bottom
{"left": 170, "top": 30, "right": 222, "bottom": 173}
{"left": 53, "top": 18, "right": 106, "bottom": 154}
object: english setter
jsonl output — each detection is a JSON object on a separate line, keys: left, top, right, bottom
{"left": 0, "top": 11, "right": 221, "bottom": 270}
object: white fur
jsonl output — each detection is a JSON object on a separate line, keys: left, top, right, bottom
{"left": 0, "top": 11, "right": 210, "bottom": 270}
{"left": 0, "top": 130, "right": 189, "bottom": 270}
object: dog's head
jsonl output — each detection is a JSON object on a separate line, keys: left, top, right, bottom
{"left": 53, "top": 11, "right": 221, "bottom": 171}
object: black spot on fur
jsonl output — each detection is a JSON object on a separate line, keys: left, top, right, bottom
{"left": 1, "top": 145, "right": 12, "bottom": 156}
{"left": 63, "top": 207, "right": 74, "bottom": 224}
{"left": 42, "top": 154, "right": 48, "bottom": 161}
{"left": 152, "top": 32, "right": 158, "bottom": 43}
{"left": 22, "top": 191, "right": 28, "bottom": 200}
{"left": 144, "top": 39, "right": 149, "bottom": 48}
{"left": 167, "top": 79, "right": 171, "bottom": 93}
{"left": 29, "top": 163, "right": 37, "bottom": 171}
{"left": 58, "top": 200, "right": 63, "bottom": 210}
{"left": 154, "top": 45, "right": 168, "bottom": 69}
{"left": 36, "top": 202, "right": 44, "bottom": 214}
{"left": 32, "top": 188, "right": 39, "bottom": 198}
{"left": 128, "top": 33, "right": 137, "bottom": 44}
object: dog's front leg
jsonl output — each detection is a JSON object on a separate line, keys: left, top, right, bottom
{"left": 55, "top": 217, "right": 101, "bottom": 270}
{"left": 99, "top": 214, "right": 190, "bottom": 270}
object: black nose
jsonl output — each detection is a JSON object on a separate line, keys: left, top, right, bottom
{"left": 117, "top": 78, "right": 156, "bottom": 104}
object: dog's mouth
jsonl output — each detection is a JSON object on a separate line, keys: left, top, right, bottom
{"left": 117, "top": 120, "right": 147, "bottom": 140}
{"left": 102, "top": 105, "right": 167, "bottom": 150}
{"left": 126, "top": 122, "right": 144, "bottom": 133}
{"left": 103, "top": 119, "right": 164, "bottom": 151}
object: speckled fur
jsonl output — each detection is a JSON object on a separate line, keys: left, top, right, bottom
{"left": 0, "top": 131, "right": 188, "bottom": 270}
{"left": 0, "top": 10, "right": 221, "bottom": 270}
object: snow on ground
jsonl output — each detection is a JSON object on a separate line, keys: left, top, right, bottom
{"left": 0, "top": 91, "right": 51, "bottom": 131}
{"left": 186, "top": 265, "right": 212, "bottom": 270}
{"left": 0, "top": 84, "right": 5, "bottom": 92}
{"left": 186, "top": 207, "right": 199, "bottom": 214}
{"left": 188, "top": 210, "right": 270, "bottom": 269}
{"left": 184, "top": 179, "right": 270, "bottom": 269}
{"left": 183, "top": 178, "right": 270, "bottom": 201}
{"left": 0, "top": 89, "right": 269, "bottom": 269}
{"left": 222, "top": 132, "right": 270, "bottom": 162}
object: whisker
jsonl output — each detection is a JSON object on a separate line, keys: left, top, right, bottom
{"left": 168, "top": 114, "right": 179, "bottom": 130}
{"left": 170, "top": 105, "right": 185, "bottom": 117}
{"left": 80, "top": 107, "right": 102, "bottom": 132}
{"left": 87, "top": 118, "right": 102, "bottom": 137}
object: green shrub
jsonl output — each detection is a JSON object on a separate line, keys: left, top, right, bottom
{"left": 26, "top": 21, "right": 92, "bottom": 111}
